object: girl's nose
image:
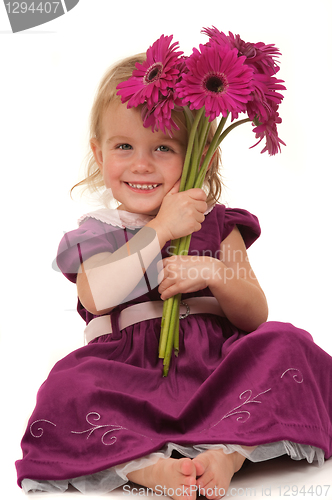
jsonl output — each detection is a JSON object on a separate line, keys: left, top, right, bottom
{"left": 130, "top": 152, "right": 154, "bottom": 173}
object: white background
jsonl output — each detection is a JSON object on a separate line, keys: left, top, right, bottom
{"left": 1, "top": 0, "right": 332, "bottom": 498}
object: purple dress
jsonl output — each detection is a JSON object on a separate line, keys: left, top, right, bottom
{"left": 16, "top": 204, "right": 332, "bottom": 491}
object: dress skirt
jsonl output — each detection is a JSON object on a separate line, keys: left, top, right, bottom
{"left": 16, "top": 316, "right": 332, "bottom": 493}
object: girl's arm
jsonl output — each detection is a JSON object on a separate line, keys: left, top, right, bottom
{"left": 209, "top": 226, "right": 268, "bottom": 331}
{"left": 159, "top": 226, "right": 268, "bottom": 332}
{"left": 77, "top": 186, "right": 207, "bottom": 315}
{"left": 76, "top": 225, "right": 163, "bottom": 315}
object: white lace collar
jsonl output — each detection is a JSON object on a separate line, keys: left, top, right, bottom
{"left": 78, "top": 209, "right": 154, "bottom": 229}
{"left": 78, "top": 205, "right": 215, "bottom": 230}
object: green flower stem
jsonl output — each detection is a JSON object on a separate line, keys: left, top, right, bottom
{"left": 179, "top": 107, "right": 205, "bottom": 193}
{"left": 160, "top": 112, "right": 252, "bottom": 376}
{"left": 161, "top": 232, "right": 192, "bottom": 376}
{"left": 159, "top": 109, "right": 207, "bottom": 375}
{"left": 198, "top": 118, "right": 211, "bottom": 161}
{"left": 185, "top": 116, "right": 211, "bottom": 191}
{"left": 159, "top": 235, "right": 181, "bottom": 358}
{"left": 159, "top": 109, "right": 205, "bottom": 368}
{"left": 163, "top": 295, "right": 180, "bottom": 376}
{"left": 216, "top": 117, "right": 251, "bottom": 148}
{"left": 183, "top": 106, "right": 194, "bottom": 132}
{"left": 173, "top": 312, "right": 180, "bottom": 356}
{"left": 159, "top": 295, "right": 175, "bottom": 357}
{"left": 194, "top": 114, "right": 228, "bottom": 189}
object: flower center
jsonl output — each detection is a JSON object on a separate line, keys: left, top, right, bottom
{"left": 204, "top": 73, "right": 227, "bottom": 94}
{"left": 144, "top": 63, "right": 163, "bottom": 84}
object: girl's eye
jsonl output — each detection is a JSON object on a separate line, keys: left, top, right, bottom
{"left": 118, "top": 144, "right": 132, "bottom": 150}
{"left": 157, "top": 145, "right": 171, "bottom": 152}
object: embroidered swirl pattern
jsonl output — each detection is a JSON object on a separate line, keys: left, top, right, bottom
{"left": 201, "top": 367, "right": 305, "bottom": 432}
{"left": 213, "top": 388, "right": 272, "bottom": 426}
{"left": 71, "top": 412, "right": 127, "bottom": 446}
{"left": 280, "top": 368, "right": 304, "bottom": 383}
{"left": 30, "top": 419, "right": 56, "bottom": 438}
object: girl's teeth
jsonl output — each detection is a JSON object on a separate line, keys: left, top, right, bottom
{"left": 128, "top": 183, "right": 158, "bottom": 190}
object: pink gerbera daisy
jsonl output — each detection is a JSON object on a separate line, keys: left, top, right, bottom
{"left": 227, "top": 32, "right": 282, "bottom": 77}
{"left": 116, "top": 35, "right": 183, "bottom": 109}
{"left": 202, "top": 27, "right": 286, "bottom": 153}
{"left": 176, "top": 41, "right": 254, "bottom": 121}
{"left": 202, "top": 26, "right": 230, "bottom": 48}
{"left": 141, "top": 89, "right": 182, "bottom": 135}
{"left": 247, "top": 73, "right": 286, "bottom": 123}
{"left": 202, "top": 27, "right": 282, "bottom": 76}
{"left": 251, "top": 104, "right": 286, "bottom": 155}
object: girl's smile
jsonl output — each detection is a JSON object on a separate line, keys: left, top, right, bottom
{"left": 90, "top": 101, "right": 187, "bottom": 215}
{"left": 125, "top": 182, "right": 161, "bottom": 191}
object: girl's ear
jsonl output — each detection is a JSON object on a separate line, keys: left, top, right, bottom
{"left": 90, "top": 138, "right": 104, "bottom": 172}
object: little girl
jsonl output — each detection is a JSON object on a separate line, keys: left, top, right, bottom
{"left": 16, "top": 53, "right": 332, "bottom": 499}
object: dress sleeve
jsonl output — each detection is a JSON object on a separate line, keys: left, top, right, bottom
{"left": 223, "top": 207, "right": 261, "bottom": 248}
{"left": 56, "top": 218, "right": 128, "bottom": 283}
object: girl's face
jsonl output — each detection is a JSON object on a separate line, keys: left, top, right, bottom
{"left": 91, "top": 101, "right": 187, "bottom": 215}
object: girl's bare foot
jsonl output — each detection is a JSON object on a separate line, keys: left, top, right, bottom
{"left": 127, "top": 456, "right": 197, "bottom": 500}
{"left": 193, "top": 448, "right": 246, "bottom": 499}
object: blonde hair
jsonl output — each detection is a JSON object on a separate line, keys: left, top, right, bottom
{"left": 71, "top": 54, "right": 223, "bottom": 206}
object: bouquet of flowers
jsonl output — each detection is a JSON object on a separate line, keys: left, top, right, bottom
{"left": 117, "top": 27, "right": 286, "bottom": 376}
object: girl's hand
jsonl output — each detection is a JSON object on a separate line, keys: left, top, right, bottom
{"left": 158, "top": 225, "right": 269, "bottom": 332}
{"left": 152, "top": 181, "right": 208, "bottom": 243}
{"left": 158, "top": 255, "right": 219, "bottom": 300}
